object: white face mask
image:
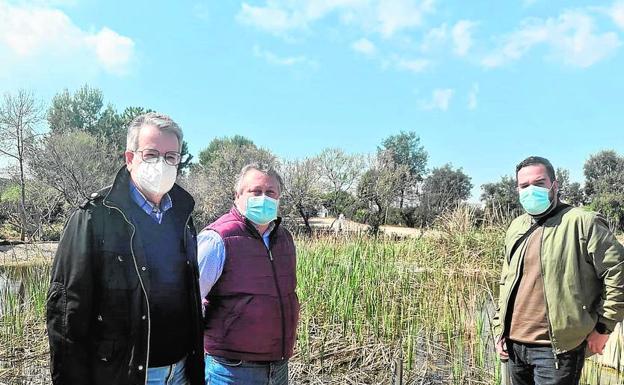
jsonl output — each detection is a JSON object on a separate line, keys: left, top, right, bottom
{"left": 135, "top": 159, "right": 177, "bottom": 197}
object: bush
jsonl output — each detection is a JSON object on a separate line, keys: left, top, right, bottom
{"left": 589, "top": 193, "right": 624, "bottom": 232}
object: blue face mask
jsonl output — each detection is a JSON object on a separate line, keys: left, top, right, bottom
{"left": 244, "top": 195, "right": 278, "bottom": 225}
{"left": 519, "top": 185, "right": 553, "bottom": 215}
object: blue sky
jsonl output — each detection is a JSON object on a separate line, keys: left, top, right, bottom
{"left": 1, "top": 0, "right": 623, "bottom": 200}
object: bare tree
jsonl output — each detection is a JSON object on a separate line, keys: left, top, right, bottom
{"left": 30, "top": 130, "right": 120, "bottom": 210}
{"left": 280, "top": 157, "right": 322, "bottom": 233}
{"left": 0, "top": 90, "right": 43, "bottom": 240}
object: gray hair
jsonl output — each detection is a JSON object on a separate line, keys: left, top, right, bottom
{"left": 126, "top": 112, "right": 183, "bottom": 151}
{"left": 235, "top": 162, "right": 284, "bottom": 194}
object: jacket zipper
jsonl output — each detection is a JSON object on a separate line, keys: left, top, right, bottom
{"left": 537, "top": 229, "right": 560, "bottom": 369}
{"left": 265, "top": 243, "right": 286, "bottom": 360}
{"left": 103, "top": 201, "right": 152, "bottom": 385}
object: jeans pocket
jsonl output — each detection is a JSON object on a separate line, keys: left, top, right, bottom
{"left": 212, "top": 355, "right": 243, "bottom": 367}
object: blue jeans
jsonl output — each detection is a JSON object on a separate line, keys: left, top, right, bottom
{"left": 507, "top": 340, "right": 586, "bottom": 385}
{"left": 146, "top": 356, "right": 189, "bottom": 385}
{"left": 205, "top": 354, "right": 288, "bottom": 385}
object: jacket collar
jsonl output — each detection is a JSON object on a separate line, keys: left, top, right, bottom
{"left": 103, "top": 166, "right": 195, "bottom": 218}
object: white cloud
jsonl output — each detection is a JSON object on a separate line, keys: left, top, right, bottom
{"left": 419, "top": 88, "right": 454, "bottom": 111}
{"left": 482, "top": 10, "right": 620, "bottom": 68}
{"left": 419, "top": 20, "right": 476, "bottom": 56}
{"left": 523, "top": 0, "right": 538, "bottom": 7}
{"left": 376, "top": 0, "right": 435, "bottom": 37}
{"left": 420, "top": 23, "right": 447, "bottom": 52}
{"left": 253, "top": 45, "right": 315, "bottom": 66}
{"left": 452, "top": 20, "right": 476, "bottom": 56}
{"left": 237, "top": 0, "right": 435, "bottom": 38}
{"left": 610, "top": 1, "right": 624, "bottom": 29}
{"left": 352, "top": 38, "right": 376, "bottom": 55}
{"left": 0, "top": 0, "right": 135, "bottom": 75}
{"left": 85, "top": 28, "right": 134, "bottom": 75}
{"left": 467, "top": 83, "right": 479, "bottom": 110}
{"left": 238, "top": 3, "right": 303, "bottom": 34}
{"left": 396, "top": 57, "right": 430, "bottom": 73}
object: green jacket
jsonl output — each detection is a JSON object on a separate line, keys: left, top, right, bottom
{"left": 493, "top": 205, "right": 624, "bottom": 354}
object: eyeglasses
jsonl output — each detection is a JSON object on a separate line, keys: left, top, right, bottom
{"left": 134, "top": 149, "right": 182, "bottom": 166}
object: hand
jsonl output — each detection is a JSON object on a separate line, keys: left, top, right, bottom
{"left": 496, "top": 336, "right": 509, "bottom": 360}
{"left": 587, "top": 330, "right": 610, "bottom": 355}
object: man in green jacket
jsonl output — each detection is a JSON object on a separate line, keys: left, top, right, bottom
{"left": 493, "top": 156, "right": 624, "bottom": 385}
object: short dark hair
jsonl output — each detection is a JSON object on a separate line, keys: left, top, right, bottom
{"left": 515, "top": 156, "right": 556, "bottom": 182}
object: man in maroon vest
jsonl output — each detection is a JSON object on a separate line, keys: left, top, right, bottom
{"left": 198, "top": 163, "right": 300, "bottom": 385}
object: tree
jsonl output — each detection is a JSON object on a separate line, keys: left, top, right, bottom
{"left": 556, "top": 168, "right": 570, "bottom": 198}
{"left": 317, "top": 148, "right": 364, "bottom": 217}
{"left": 30, "top": 131, "right": 120, "bottom": 210}
{"left": 357, "top": 151, "right": 409, "bottom": 235}
{"left": 480, "top": 176, "right": 522, "bottom": 224}
{"left": 0, "top": 179, "right": 64, "bottom": 240}
{"left": 583, "top": 150, "right": 624, "bottom": 198}
{"left": 555, "top": 168, "right": 585, "bottom": 206}
{"left": 198, "top": 135, "right": 254, "bottom": 167}
{"left": 418, "top": 164, "right": 472, "bottom": 225}
{"left": 566, "top": 182, "right": 585, "bottom": 206}
{"left": 182, "top": 137, "right": 276, "bottom": 225}
{"left": 48, "top": 85, "right": 104, "bottom": 134}
{"left": 321, "top": 190, "right": 357, "bottom": 218}
{"left": 280, "top": 157, "right": 322, "bottom": 233}
{"left": 378, "top": 131, "right": 428, "bottom": 208}
{"left": 422, "top": 164, "right": 472, "bottom": 207}
{"left": 0, "top": 90, "right": 43, "bottom": 240}
{"left": 47, "top": 87, "right": 192, "bottom": 172}
{"left": 589, "top": 193, "right": 624, "bottom": 232}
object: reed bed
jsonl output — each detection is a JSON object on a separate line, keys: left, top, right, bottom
{"left": 0, "top": 224, "right": 620, "bottom": 384}
{"left": 291, "top": 235, "right": 502, "bottom": 384}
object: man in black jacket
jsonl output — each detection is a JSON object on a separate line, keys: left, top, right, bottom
{"left": 46, "top": 112, "right": 204, "bottom": 385}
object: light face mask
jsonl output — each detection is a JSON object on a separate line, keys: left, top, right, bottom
{"left": 135, "top": 159, "right": 177, "bottom": 197}
{"left": 244, "top": 195, "right": 278, "bottom": 225}
{"left": 519, "top": 185, "right": 552, "bottom": 216}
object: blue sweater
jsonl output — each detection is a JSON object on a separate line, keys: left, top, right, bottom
{"left": 127, "top": 202, "right": 191, "bottom": 367}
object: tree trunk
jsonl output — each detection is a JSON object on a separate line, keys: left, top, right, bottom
{"left": 18, "top": 121, "right": 27, "bottom": 241}
{"left": 19, "top": 159, "right": 27, "bottom": 241}
{"left": 298, "top": 205, "right": 312, "bottom": 235}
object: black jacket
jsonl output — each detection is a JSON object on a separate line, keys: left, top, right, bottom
{"left": 46, "top": 167, "right": 204, "bottom": 385}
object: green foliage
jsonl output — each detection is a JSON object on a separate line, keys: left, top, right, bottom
{"left": 46, "top": 86, "right": 193, "bottom": 172}
{"left": 565, "top": 182, "right": 585, "bottom": 206}
{"left": 378, "top": 131, "right": 428, "bottom": 209}
{"left": 583, "top": 150, "right": 624, "bottom": 198}
{"left": 357, "top": 153, "right": 410, "bottom": 233}
{"left": 198, "top": 135, "right": 254, "bottom": 167}
{"left": 423, "top": 164, "right": 472, "bottom": 207}
{"left": 182, "top": 136, "right": 276, "bottom": 225}
{"left": 47, "top": 85, "right": 104, "bottom": 134}
{"left": 321, "top": 190, "right": 357, "bottom": 217}
{"left": 480, "top": 175, "right": 521, "bottom": 212}
{"left": 589, "top": 193, "right": 624, "bottom": 231}
{"left": 378, "top": 131, "right": 428, "bottom": 180}
{"left": 0, "top": 183, "right": 20, "bottom": 202}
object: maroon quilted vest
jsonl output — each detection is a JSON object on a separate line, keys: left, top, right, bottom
{"left": 203, "top": 207, "right": 299, "bottom": 361}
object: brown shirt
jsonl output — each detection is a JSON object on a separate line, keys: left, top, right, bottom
{"left": 509, "top": 227, "right": 550, "bottom": 344}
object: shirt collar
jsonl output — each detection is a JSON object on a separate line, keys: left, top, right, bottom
{"left": 129, "top": 180, "right": 172, "bottom": 218}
